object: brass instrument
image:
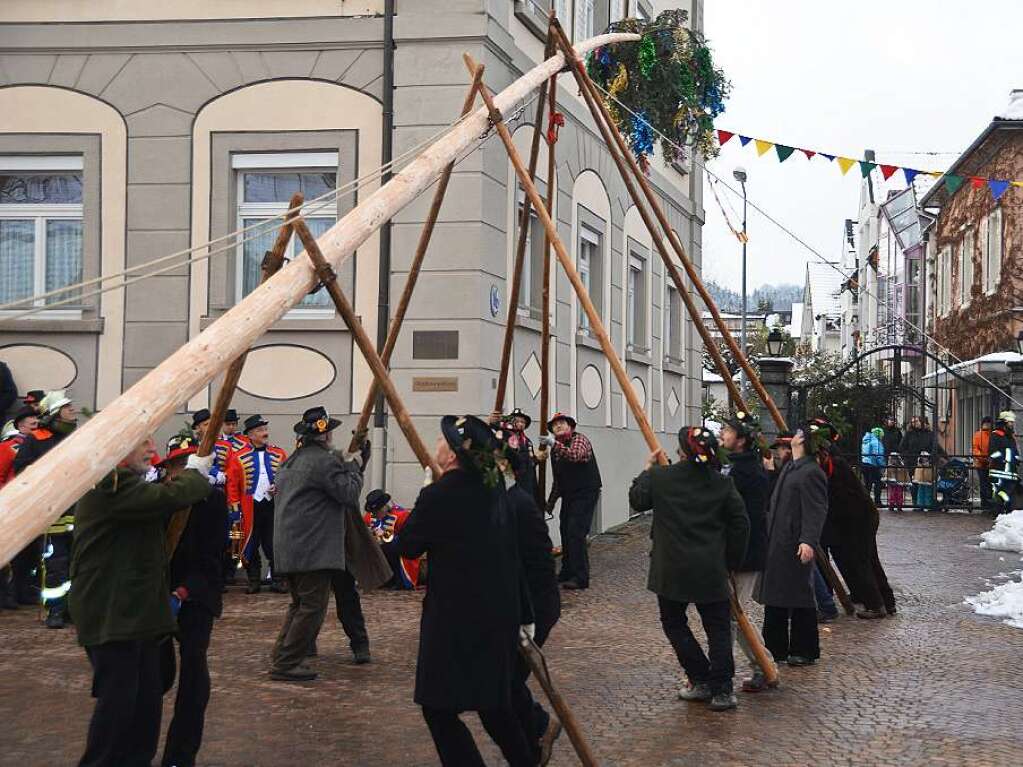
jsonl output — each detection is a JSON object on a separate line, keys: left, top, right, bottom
{"left": 229, "top": 520, "right": 244, "bottom": 559}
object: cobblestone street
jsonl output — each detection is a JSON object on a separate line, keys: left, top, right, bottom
{"left": 2, "top": 508, "right": 1022, "bottom": 766}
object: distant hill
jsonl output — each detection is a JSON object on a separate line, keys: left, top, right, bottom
{"left": 703, "top": 280, "right": 803, "bottom": 314}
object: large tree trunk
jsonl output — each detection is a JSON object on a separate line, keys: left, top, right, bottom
{"left": 0, "top": 32, "right": 638, "bottom": 567}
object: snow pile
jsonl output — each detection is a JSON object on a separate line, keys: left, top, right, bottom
{"left": 979, "top": 509, "right": 1023, "bottom": 553}
{"left": 1001, "top": 89, "right": 1023, "bottom": 120}
{"left": 965, "top": 577, "right": 1023, "bottom": 629}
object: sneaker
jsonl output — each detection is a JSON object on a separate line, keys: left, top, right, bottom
{"left": 353, "top": 646, "right": 371, "bottom": 665}
{"left": 538, "top": 716, "right": 563, "bottom": 766}
{"left": 856, "top": 608, "right": 885, "bottom": 620}
{"left": 677, "top": 682, "right": 712, "bottom": 702}
{"left": 740, "top": 671, "right": 778, "bottom": 693}
{"left": 785, "top": 655, "right": 817, "bottom": 667}
{"left": 269, "top": 665, "right": 318, "bottom": 682}
{"left": 708, "top": 692, "right": 738, "bottom": 711}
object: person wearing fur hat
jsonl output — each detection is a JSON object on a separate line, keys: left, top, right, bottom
{"left": 226, "top": 415, "right": 288, "bottom": 594}
{"left": 630, "top": 426, "right": 750, "bottom": 712}
{"left": 363, "top": 489, "right": 418, "bottom": 590}
{"left": 719, "top": 411, "right": 770, "bottom": 692}
{"left": 398, "top": 415, "right": 534, "bottom": 766}
{"left": 812, "top": 418, "right": 895, "bottom": 620}
{"left": 493, "top": 423, "right": 563, "bottom": 763}
{"left": 268, "top": 407, "right": 368, "bottom": 680}
{"left": 756, "top": 426, "right": 828, "bottom": 667}
{"left": 12, "top": 390, "right": 79, "bottom": 627}
{"left": 538, "top": 412, "right": 602, "bottom": 590}
{"left": 156, "top": 434, "right": 228, "bottom": 767}
{"left": 989, "top": 410, "right": 1020, "bottom": 514}
{"left": 0, "top": 407, "right": 39, "bottom": 609}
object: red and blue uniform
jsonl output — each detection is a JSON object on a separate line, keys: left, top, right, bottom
{"left": 363, "top": 504, "right": 419, "bottom": 589}
{"left": 227, "top": 443, "right": 287, "bottom": 564}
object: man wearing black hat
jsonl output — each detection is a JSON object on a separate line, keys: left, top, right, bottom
{"left": 538, "top": 413, "right": 602, "bottom": 590}
{"left": 363, "top": 489, "right": 418, "bottom": 589}
{"left": 227, "top": 415, "right": 288, "bottom": 594}
{"left": 501, "top": 407, "right": 539, "bottom": 501}
{"left": 398, "top": 415, "right": 534, "bottom": 766}
{"left": 269, "top": 407, "right": 368, "bottom": 681}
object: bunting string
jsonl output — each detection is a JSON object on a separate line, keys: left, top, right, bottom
{"left": 714, "top": 128, "right": 1022, "bottom": 202}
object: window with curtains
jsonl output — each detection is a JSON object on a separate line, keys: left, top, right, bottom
{"left": 0, "top": 158, "right": 83, "bottom": 310}
{"left": 234, "top": 153, "right": 337, "bottom": 313}
{"left": 514, "top": 183, "right": 547, "bottom": 319}
{"left": 577, "top": 222, "right": 603, "bottom": 332}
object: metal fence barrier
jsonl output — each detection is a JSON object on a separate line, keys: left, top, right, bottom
{"left": 838, "top": 453, "right": 997, "bottom": 513}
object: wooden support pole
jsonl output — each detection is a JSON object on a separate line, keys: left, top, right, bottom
{"left": 554, "top": 23, "right": 786, "bottom": 432}
{"left": 537, "top": 67, "right": 558, "bottom": 505}
{"left": 348, "top": 70, "right": 485, "bottom": 453}
{"left": 492, "top": 48, "right": 553, "bottom": 418}
{"left": 291, "top": 218, "right": 442, "bottom": 480}
{"left": 815, "top": 545, "right": 855, "bottom": 615}
{"left": 548, "top": 25, "right": 781, "bottom": 683}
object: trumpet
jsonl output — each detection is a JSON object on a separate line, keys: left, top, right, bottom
{"left": 229, "top": 521, "right": 244, "bottom": 559}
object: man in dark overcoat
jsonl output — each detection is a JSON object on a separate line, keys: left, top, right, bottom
{"left": 70, "top": 436, "right": 213, "bottom": 767}
{"left": 630, "top": 426, "right": 749, "bottom": 712}
{"left": 398, "top": 415, "right": 534, "bottom": 766}
{"left": 269, "top": 406, "right": 365, "bottom": 681}
{"left": 756, "top": 427, "right": 828, "bottom": 666}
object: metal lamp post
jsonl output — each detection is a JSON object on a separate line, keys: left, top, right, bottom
{"left": 733, "top": 166, "right": 748, "bottom": 395}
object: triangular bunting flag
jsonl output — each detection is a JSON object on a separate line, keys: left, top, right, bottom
{"left": 717, "top": 130, "right": 735, "bottom": 146}
{"left": 989, "top": 179, "right": 1010, "bottom": 201}
{"left": 903, "top": 168, "right": 919, "bottom": 186}
{"left": 836, "top": 157, "right": 856, "bottom": 175}
{"left": 739, "top": 135, "right": 752, "bottom": 146}
{"left": 944, "top": 174, "right": 964, "bottom": 194}
{"left": 775, "top": 144, "right": 796, "bottom": 162}
{"left": 821, "top": 153, "right": 835, "bottom": 162}
{"left": 755, "top": 139, "right": 774, "bottom": 156}
{"left": 880, "top": 164, "right": 898, "bottom": 180}
{"left": 1013, "top": 181, "right": 1023, "bottom": 188}
{"left": 929, "top": 171, "right": 943, "bottom": 178}
{"left": 970, "top": 176, "right": 985, "bottom": 190}
{"left": 800, "top": 148, "right": 816, "bottom": 160}
{"left": 859, "top": 160, "right": 877, "bottom": 178}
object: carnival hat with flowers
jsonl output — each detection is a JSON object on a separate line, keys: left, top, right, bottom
{"left": 441, "top": 414, "right": 505, "bottom": 486}
{"left": 678, "top": 424, "right": 721, "bottom": 467}
{"left": 804, "top": 417, "right": 839, "bottom": 454}
{"left": 294, "top": 406, "right": 341, "bottom": 436}
{"left": 724, "top": 409, "right": 761, "bottom": 439}
{"left": 506, "top": 407, "right": 532, "bottom": 429}
{"left": 160, "top": 430, "right": 199, "bottom": 466}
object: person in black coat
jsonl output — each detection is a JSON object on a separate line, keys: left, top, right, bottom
{"left": 0, "top": 361, "right": 16, "bottom": 419}
{"left": 755, "top": 426, "right": 828, "bottom": 666}
{"left": 398, "top": 415, "right": 534, "bottom": 767}
{"left": 494, "top": 425, "right": 563, "bottom": 764}
{"left": 157, "top": 434, "right": 228, "bottom": 767}
{"left": 719, "top": 412, "right": 769, "bottom": 685}
{"left": 630, "top": 426, "right": 749, "bottom": 712}
{"left": 881, "top": 417, "right": 903, "bottom": 460}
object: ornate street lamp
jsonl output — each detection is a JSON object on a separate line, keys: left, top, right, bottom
{"left": 765, "top": 327, "right": 786, "bottom": 357}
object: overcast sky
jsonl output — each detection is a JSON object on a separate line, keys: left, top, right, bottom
{"left": 698, "top": 0, "right": 1023, "bottom": 291}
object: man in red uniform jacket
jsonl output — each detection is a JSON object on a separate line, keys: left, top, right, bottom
{"left": 363, "top": 489, "right": 419, "bottom": 589}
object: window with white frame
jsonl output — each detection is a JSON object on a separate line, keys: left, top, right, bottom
{"left": 985, "top": 207, "right": 1002, "bottom": 293}
{"left": 574, "top": 0, "right": 595, "bottom": 42}
{"left": 514, "top": 184, "right": 547, "bottom": 319}
{"left": 234, "top": 152, "right": 337, "bottom": 312}
{"left": 665, "top": 283, "right": 683, "bottom": 361}
{"left": 577, "top": 222, "right": 602, "bottom": 332}
{"left": 627, "top": 246, "right": 648, "bottom": 350}
{"left": 962, "top": 229, "right": 974, "bottom": 307}
{"left": 0, "top": 156, "right": 83, "bottom": 309}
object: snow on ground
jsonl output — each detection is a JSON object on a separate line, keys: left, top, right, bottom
{"left": 979, "top": 509, "right": 1023, "bottom": 553}
{"left": 965, "top": 577, "right": 1023, "bottom": 629}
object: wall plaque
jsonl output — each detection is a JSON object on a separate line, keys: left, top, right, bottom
{"left": 412, "top": 376, "right": 459, "bottom": 393}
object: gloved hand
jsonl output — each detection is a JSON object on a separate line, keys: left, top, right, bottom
{"left": 519, "top": 624, "right": 536, "bottom": 646}
{"left": 186, "top": 452, "right": 215, "bottom": 475}
{"left": 207, "top": 470, "right": 226, "bottom": 486}
{"left": 538, "top": 434, "right": 556, "bottom": 449}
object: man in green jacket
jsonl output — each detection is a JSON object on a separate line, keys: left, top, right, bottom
{"left": 629, "top": 426, "right": 749, "bottom": 712}
{"left": 70, "top": 437, "right": 213, "bottom": 767}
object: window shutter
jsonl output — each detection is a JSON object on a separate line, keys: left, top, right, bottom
{"left": 991, "top": 208, "right": 1002, "bottom": 289}
{"left": 978, "top": 215, "right": 989, "bottom": 291}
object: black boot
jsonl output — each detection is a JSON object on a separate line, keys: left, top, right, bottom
{"left": 45, "top": 603, "right": 66, "bottom": 629}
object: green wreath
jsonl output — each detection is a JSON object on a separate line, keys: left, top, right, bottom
{"left": 586, "top": 9, "right": 729, "bottom": 171}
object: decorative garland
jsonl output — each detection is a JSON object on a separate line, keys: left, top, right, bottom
{"left": 586, "top": 9, "right": 729, "bottom": 172}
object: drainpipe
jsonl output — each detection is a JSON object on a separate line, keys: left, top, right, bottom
{"left": 375, "top": 0, "right": 395, "bottom": 490}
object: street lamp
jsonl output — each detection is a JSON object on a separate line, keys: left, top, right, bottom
{"left": 766, "top": 327, "right": 785, "bottom": 357}
{"left": 733, "top": 166, "right": 748, "bottom": 393}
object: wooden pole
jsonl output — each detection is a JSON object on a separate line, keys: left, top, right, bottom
{"left": 291, "top": 217, "right": 442, "bottom": 480}
{"left": 467, "top": 55, "right": 663, "bottom": 460}
{"left": 492, "top": 40, "right": 554, "bottom": 419}
{"left": 348, "top": 71, "right": 485, "bottom": 453}
{"left": 0, "top": 30, "right": 638, "bottom": 572}
{"left": 537, "top": 68, "right": 558, "bottom": 505}
{"left": 520, "top": 637, "right": 599, "bottom": 767}
{"left": 554, "top": 23, "right": 786, "bottom": 432}
{"left": 815, "top": 545, "right": 855, "bottom": 615}
{"left": 548, "top": 25, "right": 780, "bottom": 684}
{"left": 166, "top": 193, "right": 301, "bottom": 555}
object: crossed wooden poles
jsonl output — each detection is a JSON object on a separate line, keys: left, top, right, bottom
{"left": 191, "top": 16, "right": 855, "bottom": 764}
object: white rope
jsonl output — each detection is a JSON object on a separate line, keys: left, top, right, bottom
{"left": 589, "top": 80, "right": 1023, "bottom": 410}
